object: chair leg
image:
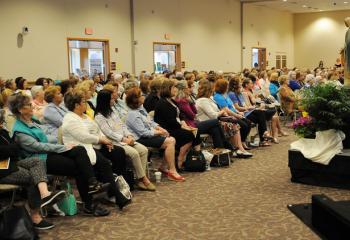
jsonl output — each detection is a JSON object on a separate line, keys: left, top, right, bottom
{"left": 10, "top": 189, "right": 16, "bottom": 207}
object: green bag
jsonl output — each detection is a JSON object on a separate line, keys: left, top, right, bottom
{"left": 57, "top": 182, "right": 77, "bottom": 216}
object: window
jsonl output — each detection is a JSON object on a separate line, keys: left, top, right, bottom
{"left": 67, "top": 39, "right": 109, "bottom": 77}
{"left": 276, "top": 54, "right": 287, "bottom": 69}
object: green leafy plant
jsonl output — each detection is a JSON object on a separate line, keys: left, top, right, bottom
{"left": 301, "top": 84, "right": 350, "bottom": 132}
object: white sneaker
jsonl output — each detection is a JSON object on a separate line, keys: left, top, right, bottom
{"left": 236, "top": 150, "right": 253, "bottom": 158}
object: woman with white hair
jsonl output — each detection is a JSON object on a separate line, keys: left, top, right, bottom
{"left": 288, "top": 71, "right": 301, "bottom": 91}
{"left": 304, "top": 74, "right": 315, "bottom": 88}
{"left": 31, "top": 85, "right": 47, "bottom": 121}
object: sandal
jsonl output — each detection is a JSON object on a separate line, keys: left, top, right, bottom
{"left": 167, "top": 172, "right": 185, "bottom": 182}
{"left": 158, "top": 168, "right": 169, "bottom": 175}
{"left": 259, "top": 141, "right": 271, "bottom": 147}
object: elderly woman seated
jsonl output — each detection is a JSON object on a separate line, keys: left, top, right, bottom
{"left": 196, "top": 79, "right": 252, "bottom": 157}
{"left": 94, "top": 90, "right": 156, "bottom": 190}
{"left": 31, "top": 85, "right": 47, "bottom": 121}
{"left": 62, "top": 91, "right": 132, "bottom": 209}
{"left": 125, "top": 87, "right": 185, "bottom": 181}
{"left": 42, "top": 86, "right": 67, "bottom": 138}
{"left": 0, "top": 109, "right": 65, "bottom": 230}
{"left": 8, "top": 93, "right": 111, "bottom": 217}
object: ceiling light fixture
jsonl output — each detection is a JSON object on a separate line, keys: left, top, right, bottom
{"left": 344, "top": 1, "right": 349, "bottom": 3}
{"left": 283, "top": 0, "right": 287, "bottom": 2}
{"left": 302, "top": 5, "right": 307, "bottom": 7}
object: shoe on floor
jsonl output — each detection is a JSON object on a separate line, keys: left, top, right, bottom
{"left": 83, "top": 203, "right": 110, "bottom": 217}
{"left": 236, "top": 150, "right": 253, "bottom": 158}
{"left": 34, "top": 220, "right": 55, "bottom": 230}
{"left": 88, "top": 182, "right": 110, "bottom": 195}
{"left": 41, "top": 190, "right": 66, "bottom": 208}
{"left": 137, "top": 182, "right": 156, "bottom": 191}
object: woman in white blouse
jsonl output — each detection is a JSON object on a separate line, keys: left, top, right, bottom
{"left": 94, "top": 90, "right": 156, "bottom": 191}
{"left": 196, "top": 79, "right": 252, "bottom": 158}
{"left": 62, "top": 91, "right": 132, "bottom": 210}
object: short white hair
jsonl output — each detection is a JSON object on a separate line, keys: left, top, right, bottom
{"left": 31, "top": 85, "right": 43, "bottom": 98}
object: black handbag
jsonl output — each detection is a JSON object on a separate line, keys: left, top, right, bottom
{"left": 210, "top": 151, "right": 231, "bottom": 167}
{"left": 184, "top": 150, "right": 206, "bottom": 172}
{"left": 0, "top": 206, "right": 39, "bottom": 240}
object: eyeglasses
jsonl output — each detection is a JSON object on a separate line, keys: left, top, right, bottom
{"left": 23, "top": 103, "right": 33, "bottom": 108}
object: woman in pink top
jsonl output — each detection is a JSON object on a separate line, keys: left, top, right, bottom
{"left": 175, "top": 80, "right": 226, "bottom": 150}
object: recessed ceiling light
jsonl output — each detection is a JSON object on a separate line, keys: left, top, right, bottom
{"left": 283, "top": 0, "right": 287, "bottom": 2}
{"left": 302, "top": 5, "right": 307, "bottom": 7}
{"left": 344, "top": 1, "right": 349, "bottom": 3}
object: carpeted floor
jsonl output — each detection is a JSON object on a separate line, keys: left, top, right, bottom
{"left": 40, "top": 132, "right": 350, "bottom": 240}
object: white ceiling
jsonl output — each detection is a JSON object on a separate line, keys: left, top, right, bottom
{"left": 241, "top": 0, "right": 350, "bottom": 13}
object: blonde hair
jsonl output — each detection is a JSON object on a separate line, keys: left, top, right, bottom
{"left": 270, "top": 72, "right": 279, "bottom": 81}
{"left": 103, "top": 84, "right": 116, "bottom": 93}
{"left": 44, "top": 86, "right": 61, "bottom": 103}
{"left": 278, "top": 75, "right": 288, "bottom": 85}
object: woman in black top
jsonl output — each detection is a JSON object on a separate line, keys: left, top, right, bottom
{"left": 154, "top": 79, "right": 195, "bottom": 169}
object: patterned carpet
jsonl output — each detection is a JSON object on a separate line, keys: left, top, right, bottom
{"left": 40, "top": 132, "right": 350, "bottom": 240}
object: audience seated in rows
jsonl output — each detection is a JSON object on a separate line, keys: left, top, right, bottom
{"left": 125, "top": 87, "right": 185, "bottom": 181}
{"left": 94, "top": 90, "right": 155, "bottom": 191}
{"left": 8, "top": 93, "right": 111, "bottom": 217}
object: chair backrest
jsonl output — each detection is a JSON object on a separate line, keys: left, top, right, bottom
{"left": 148, "top": 111, "right": 155, "bottom": 121}
{"left": 57, "top": 127, "right": 63, "bottom": 144}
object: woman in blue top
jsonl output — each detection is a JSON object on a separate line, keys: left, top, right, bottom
{"left": 125, "top": 87, "right": 185, "bottom": 182}
{"left": 213, "top": 79, "right": 251, "bottom": 149}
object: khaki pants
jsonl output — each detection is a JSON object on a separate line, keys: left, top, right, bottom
{"left": 122, "top": 143, "right": 148, "bottom": 179}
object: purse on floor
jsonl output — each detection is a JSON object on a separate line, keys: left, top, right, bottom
{"left": 210, "top": 149, "right": 231, "bottom": 167}
{"left": 0, "top": 205, "right": 39, "bottom": 240}
{"left": 184, "top": 150, "right": 206, "bottom": 172}
{"left": 57, "top": 182, "right": 77, "bottom": 216}
{"left": 114, "top": 174, "right": 132, "bottom": 201}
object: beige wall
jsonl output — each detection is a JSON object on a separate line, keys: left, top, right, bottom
{"left": 294, "top": 10, "right": 349, "bottom": 69}
{"left": 243, "top": 4, "right": 294, "bottom": 69}
{"left": 0, "top": 0, "right": 132, "bottom": 80}
{"left": 133, "top": 0, "right": 241, "bottom": 74}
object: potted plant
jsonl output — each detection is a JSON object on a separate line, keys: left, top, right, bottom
{"left": 300, "top": 83, "right": 350, "bottom": 148}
